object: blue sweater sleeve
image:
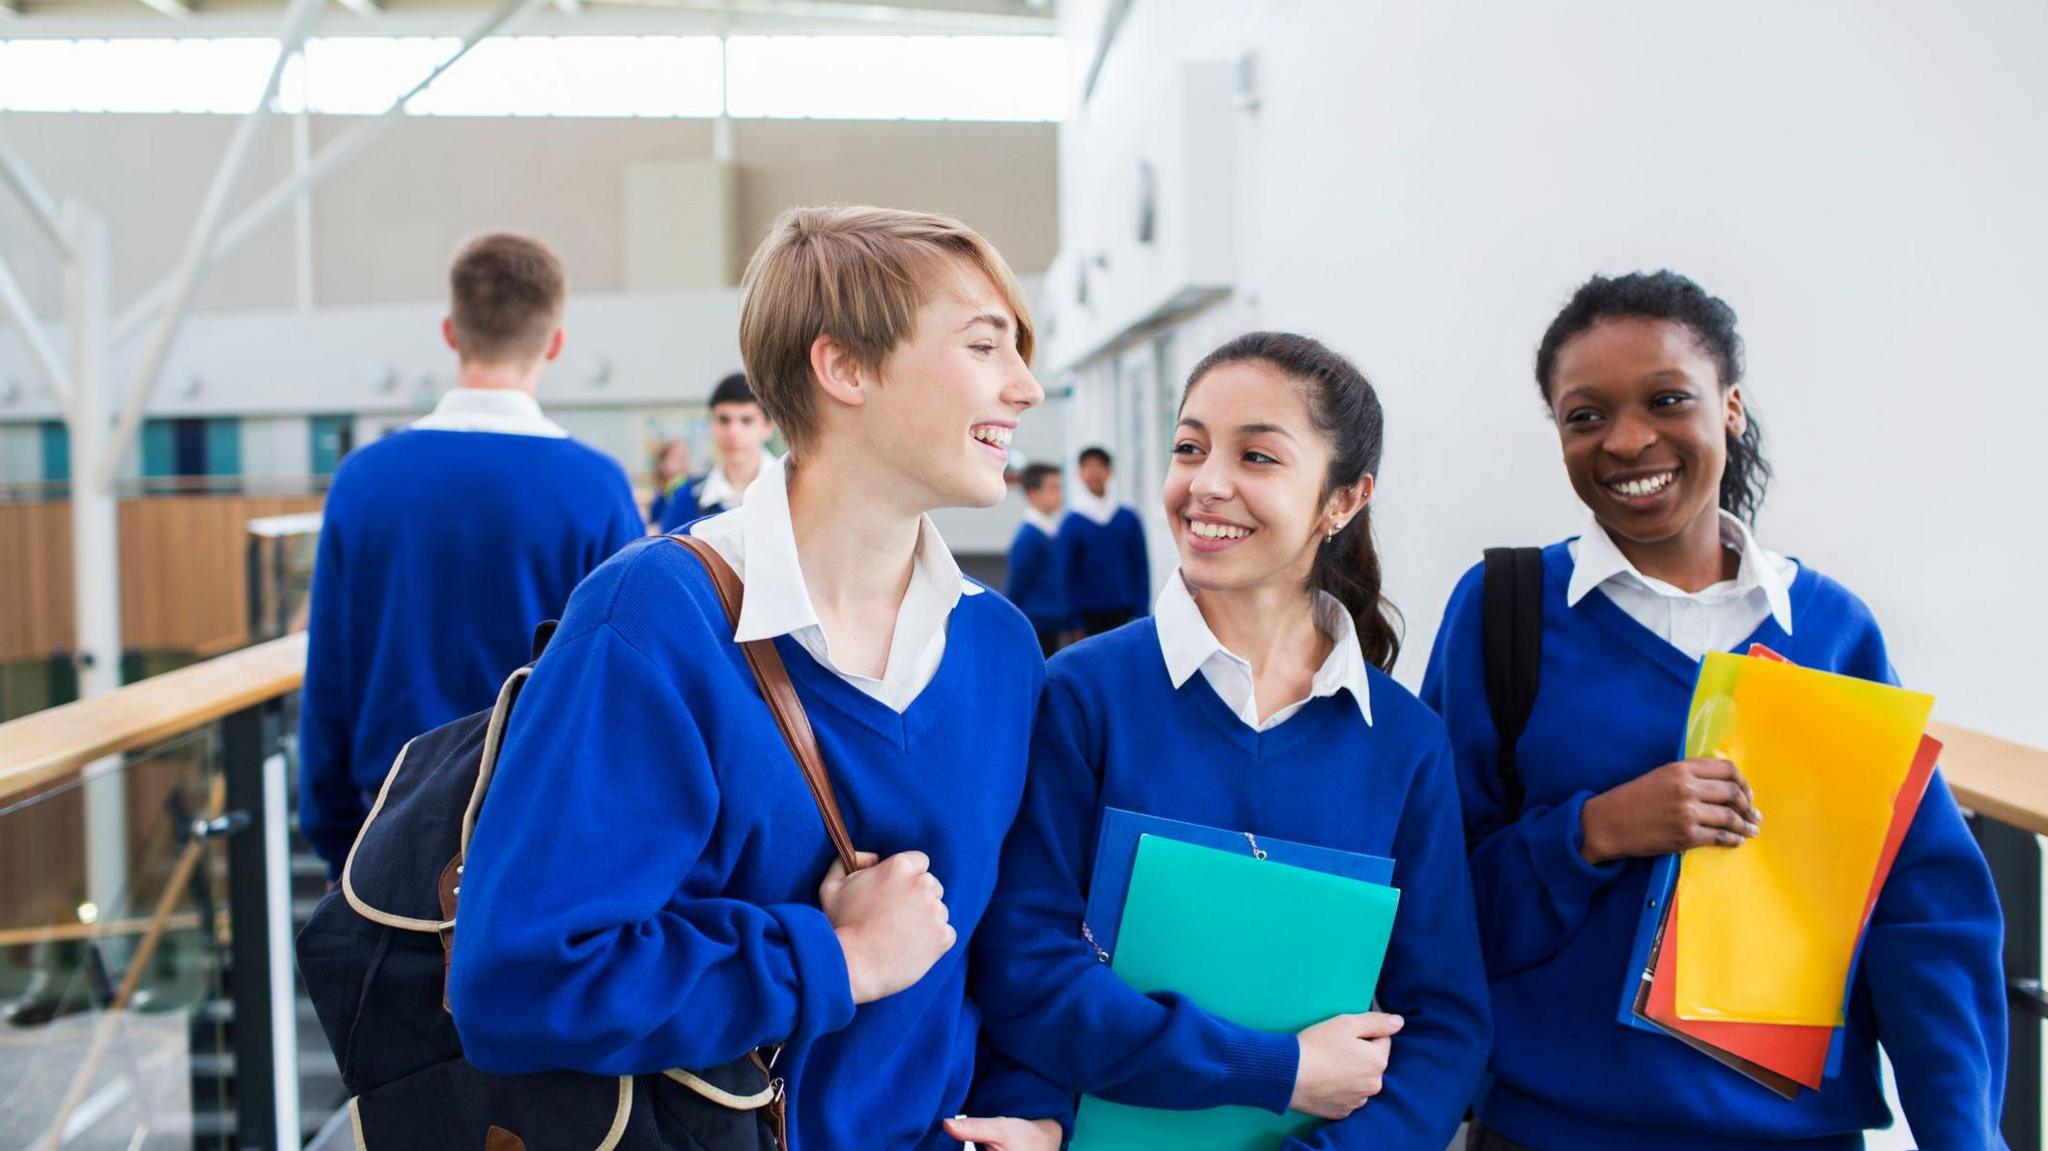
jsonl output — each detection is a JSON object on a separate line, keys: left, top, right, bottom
{"left": 297, "top": 501, "right": 365, "bottom": 877}
{"left": 1419, "top": 567, "right": 1624, "bottom": 979}
{"left": 1836, "top": 620, "right": 2007, "bottom": 1147}
{"left": 972, "top": 675, "right": 1302, "bottom": 1115}
{"left": 598, "top": 464, "right": 648, "bottom": 556}
{"left": 659, "top": 478, "right": 701, "bottom": 534}
{"left": 1289, "top": 731, "right": 1492, "bottom": 1151}
{"left": 966, "top": 1045, "right": 1079, "bottom": 1137}
{"left": 448, "top": 583, "right": 856, "bottom": 1075}
{"left": 1006, "top": 531, "right": 1043, "bottom": 611}
{"left": 1123, "top": 513, "right": 1151, "bottom": 617}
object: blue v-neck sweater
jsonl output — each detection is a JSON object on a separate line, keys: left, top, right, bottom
{"left": 1421, "top": 542, "right": 2006, "bottom": 1151}
{"left": 971, "top": 620, "right": 1492, "bottom": 1150}
{"left": 449, "top": 536, "right": 1051, "bottom": 1151}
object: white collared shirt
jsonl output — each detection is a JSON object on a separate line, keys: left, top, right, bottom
{"left": 1068, "top": 487, "right": 1125, "bottom": 526}
{"left": 696, "top": 455, "right": 777, "bottom": 511}
{"left": 1566, "top": 510, "right": 1798, "bottom": 662}
{"left": 688, "top": 454, "right": 980, "bottom": 712}
{"left": 1154, "top": 568, "right": 1373, "bottom": 732}
{"left": 1022, "top": 505, "right": 1063, "bottom": 537}
{"left": 410, "top": 387, "right": 568, "bottom": 438}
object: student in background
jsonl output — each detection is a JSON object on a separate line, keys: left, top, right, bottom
{"left": 1424, "top": 271, "right": 2005, "bottom": 1151}
{"left": 645, "top": 438, "right": 692, "bottom": 530}
{"left": 959, "top": 332, "right": 1490, "bottom": 1151}
{"left": 1006, "top": 462, "right": 1072, "bottom": 655}
{"left": 659, "top": 371, "right": 777, "bottom": 532}
{"left": 298, "top": 233, "right": 643, "bottom": 879}
{"left": 450, "top": 206, "right": 1066, "bottom": 1151}
{"left": 1057, "top": 446, "right": 1151, "bottom": 636}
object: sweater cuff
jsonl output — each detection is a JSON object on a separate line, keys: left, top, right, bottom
{"left": 768, "top": 903, "right": 857, "bottom": 1043}
{"left": 1543, "top": 791, "right": 1626, "bottom": 893}
{"left": 1223, "top": 1027, "right": 1300, "bottom": 1115}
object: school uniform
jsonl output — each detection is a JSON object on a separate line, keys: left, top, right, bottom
{"left": 1056, "top": 488, "right": 1151, "bottom": 635}
{"left": 448, "top": 454, "right": 1060, "bottom": 1151}
{"left": 297, "top": 388, "right": 643, "bottom": 876}
{"left": 646, "top": 474, "right": 687, "bottom": 531}
{"left": 658, "top": 458, "right": 766, "bottom": 533}
{"left": 970, "top": 570, "right": 1492, "bottom": 1149}
{"left": 1421, "top": 512, "right": 2007, "bottom": 1151}
{"left": 1006, "top": 506, "right": 1072, "bottom": 654}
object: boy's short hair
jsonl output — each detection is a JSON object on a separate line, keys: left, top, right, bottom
{"left": 738, "top": 205, "right": 1034, "bottom": 453}
{"left": 1078, "top": 446, "right": 1114, "bottom": 469}
{"left": 1020, "top": 462, "right": 1062, "bottom": 493}
{"left": 448, "top": 233, "right": 566, "bottom": 365}
{"left": 709, "top": 372, "right": 759, "bottom": 411}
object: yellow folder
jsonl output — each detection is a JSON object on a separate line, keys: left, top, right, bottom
{"left": 1672, "top": 652, "right": 1931, "bottom": 1026}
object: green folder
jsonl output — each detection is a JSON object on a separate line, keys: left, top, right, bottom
{"left": 1071, "top": 834, "right": 1401, "bottom": 1151}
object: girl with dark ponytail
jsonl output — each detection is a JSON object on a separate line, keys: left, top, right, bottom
{"left": 1423, "top": 272, "right": 2005, "bottom": 1150}
{"left": 959, "top": 332, "right": 1490, "bottom": 1151}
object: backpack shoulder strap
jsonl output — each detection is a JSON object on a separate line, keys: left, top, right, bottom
{"left": 1481, "top": 547, "right": 1546, "bottom": 822}
{"left": 671, "top": 534, "right": 864, "bottom": 874}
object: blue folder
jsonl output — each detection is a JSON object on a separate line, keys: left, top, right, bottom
{"left": 1082, "top": 807, "right": 1395, "bottom": 961}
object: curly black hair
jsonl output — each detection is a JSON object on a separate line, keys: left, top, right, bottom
{"left": 1534, "top": 271, "right": 1773, "bottom": 525}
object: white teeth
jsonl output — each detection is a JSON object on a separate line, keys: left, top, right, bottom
{"left": 1609, "top": 472, "right": 1675, "bottom": 497}
{"left": 1188, "top": 520, "right": 1251, "bottom": 540}
{"left": 971, "top": 426, "right": 1012, "bottom": 448}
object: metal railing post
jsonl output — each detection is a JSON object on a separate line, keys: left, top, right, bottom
{"left": 224, "top": 701, "right": 299, "bottom": 1149}
{"left": 1978, "top": 815, "right": 2043, "bottom": 1151}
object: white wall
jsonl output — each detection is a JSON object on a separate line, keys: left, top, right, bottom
{"left": 1050, "top": 0, "right": 2048, "bottom": 752}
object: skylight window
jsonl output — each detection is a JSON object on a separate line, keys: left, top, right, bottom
{"left": 0, "top": 34, "right": 1066, "bottom": 121}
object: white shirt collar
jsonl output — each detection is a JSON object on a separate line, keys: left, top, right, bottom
{"left": 1022, "top": 505, "right": 1062, "bottom": 536}
{"left": 1154, "top": 568, "right": 1373, "bottom": 730}
{"left": 1068, "top": 487, "right": 1123, "bottom": 526}
{"left": 1566, "top": 509, "right": 1795, "bottom": 635}
{"left": 409, "top": 387, "right": 567, "bottom": 438}
{"left": 696, "top": 454, "right": 777, "bottom": 510}
{"left": 690, "top": 454, "right": 978, "bottom": 709}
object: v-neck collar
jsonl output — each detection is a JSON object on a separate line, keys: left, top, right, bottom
{"left": 1551, "top": 543, "right": 1812, "bottom": 688}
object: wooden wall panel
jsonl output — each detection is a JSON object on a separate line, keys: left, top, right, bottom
{"left": 0, "top": 495, "right": 322, "bottom": 665}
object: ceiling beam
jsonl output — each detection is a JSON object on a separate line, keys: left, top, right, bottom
{"left": 135, "top": 0, "right": 194, "bottom": 17}
{"left": 333, "top": 0, "right": 381, "bottom": 17}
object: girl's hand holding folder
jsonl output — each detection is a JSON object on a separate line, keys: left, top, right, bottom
{"left": 1290, "top": 1011, "right": 1404, "bottom": 1119}
{"left": 1580, "top": 757, "right": 1761, "bottom": 863}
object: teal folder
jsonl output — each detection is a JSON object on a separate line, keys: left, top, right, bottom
{"left": 1070, "top": 835, "right": 1401, "bottom": 1151}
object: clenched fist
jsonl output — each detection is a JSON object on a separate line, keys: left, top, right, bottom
{"left": 820, "top": 850, "right": 955, "bottom": 1004}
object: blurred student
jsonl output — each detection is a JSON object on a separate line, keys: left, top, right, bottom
{"left": 645, "top": 438, "right": 692, "bottom": 530}
{"left": 1006, "top": 462, "right": 1072, "bottom": 655}
{"left": 298, "top": 233, "right": 642, "bottom": 878}
{"left": 659, "top": 371, "right": 778, "bottom": 531}
{"left": 1057, "top": 446, "right": 1151, "bottom": 636}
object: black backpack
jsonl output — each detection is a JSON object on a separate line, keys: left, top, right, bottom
{"left": 297, "top": 536, "right": 862, "bottom": 1151}
{"left": 1481, "top": 547, "right": 1545, "bottom": 823}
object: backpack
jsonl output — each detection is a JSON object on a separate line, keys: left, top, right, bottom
{"left": 297, "top": 535, "right": 862, "bottom": 1151}
{"left": 1480, "top": 547, "right": 1545, "bottom": 823}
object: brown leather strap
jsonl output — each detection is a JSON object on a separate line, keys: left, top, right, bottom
{"left": 670, "top": 534, "right": 863, "bottom": 875}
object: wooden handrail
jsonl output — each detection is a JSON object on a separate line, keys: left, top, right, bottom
{"left": 0, "top": 631, "right": 307, "bottom": 804}
{"left": 1934, "top": 722, "right": 2048, "bottom": 839}
{"left": 0, "top": 630, "right": 2041, "bottom": 837}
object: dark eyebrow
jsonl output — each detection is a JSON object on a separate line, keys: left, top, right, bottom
{"left": 1557, "top": 370, "right": 1699, "bottom": 407}
{"left": 1177, "top": 417, "right": 1299, "bottom": 444}
{"left": 959, "top": 313, "right": 1011, "bottom": 335}
{"left": 1238, "top": 422, "right": 1300, "bottom": 444}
